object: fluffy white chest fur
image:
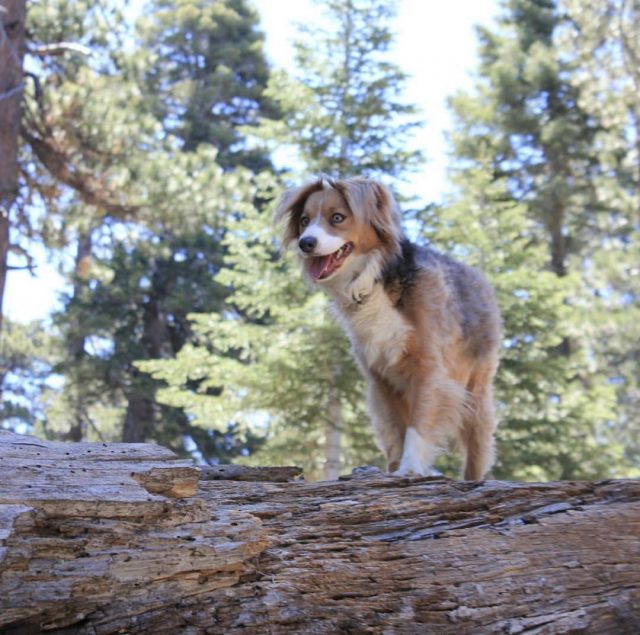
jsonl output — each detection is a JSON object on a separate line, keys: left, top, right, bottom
{"left": 334, "top": 285, "right": 412, "bottom": 382}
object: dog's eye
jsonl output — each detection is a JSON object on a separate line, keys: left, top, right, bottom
{"left": 300, "top": 216, "right": 310, "bottom": 228}
{"left": 331, "top": 213, "right": 346, "bottom": 225}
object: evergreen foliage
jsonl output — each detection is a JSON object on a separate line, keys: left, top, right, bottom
{"left": 0, "top": 319, "right": 60, "bottom": 433}
{"left": 141, "top": 0, "right": 424, "bottom": 478}
{"left": 254, "top": 0, "right": 422, "bottom": 178}
{"left": 139, "top": 0, "right": 277, "bottom": 170}
{"left": 2, "top": 0, "right": 638, "bottom": 480}
{"left": 555, "top": 0, "right": 640, "bottom": 471}
{"left": 4, "top": 0, "right": 275, "bottom": 462}
{"left": 437, "top": 0, "right": 634, "bottom": 478}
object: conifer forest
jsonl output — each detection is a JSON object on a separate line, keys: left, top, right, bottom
{"left": 1, "top": 0, "right": 639, "bottom": 482}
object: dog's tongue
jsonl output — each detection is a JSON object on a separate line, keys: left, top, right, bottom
{"left": 309, "top": 254, "right": 333, "bottom": 281}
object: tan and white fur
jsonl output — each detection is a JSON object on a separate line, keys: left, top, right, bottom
{"left": 275, "top": 176, "right": 501, "bottom": 479}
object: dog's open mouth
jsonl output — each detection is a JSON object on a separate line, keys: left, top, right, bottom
{"left": 308, "top": 242, "right": 354, "bottom": 281}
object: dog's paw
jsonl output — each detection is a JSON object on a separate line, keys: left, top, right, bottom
{"left": 346, "top": 267, "right": 379, "bottom": 304}
{"left": 349, "top": 283, "right": 370, "bottom": 305}
{"left": 393, "top": 462, "right": 430, "bottom": 477}
{"left": 392, "top": 464, "right": 441, "bottom": 478}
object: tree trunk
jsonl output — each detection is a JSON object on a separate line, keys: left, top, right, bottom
{"left": 121, "top": 272, "right": 167, "bottom": 443}
{"left": 2, "top": 430, "right": 639, "bottom": 634}
{"left": 323, "top": 380, "right": 343, "bottom": 480}
{"left": 121, "top": 378, "right": 154, "bottom": 442}
{"left": 0, "top": 0, "right": 26, "bottom": 338}
{"left": 65, "top": 230, "right": 94, "bottom": 442}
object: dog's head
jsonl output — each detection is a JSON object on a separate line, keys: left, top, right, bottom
{"left": 275, "top": 176, "right": 403, "bottom": 285}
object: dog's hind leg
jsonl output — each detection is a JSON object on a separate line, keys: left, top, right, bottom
{"left": 397, "top": 373, "right": 467, "bottom": 476}
{"left": 459, "top": 363, "right": 498, "bottom": 481}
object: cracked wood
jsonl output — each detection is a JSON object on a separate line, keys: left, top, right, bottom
{"left": 1, "top": 430, "right": 639, "bottom": 634}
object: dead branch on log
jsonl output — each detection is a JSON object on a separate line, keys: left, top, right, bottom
{"left": 199, "top": 464, "right": 303, "bottom": 482}
{"left": 1, "top": 430, "right": 639, "bottom": 634}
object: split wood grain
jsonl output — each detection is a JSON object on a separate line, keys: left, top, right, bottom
{"left": 1, "top": 431, "right": 638, "bottom": 634}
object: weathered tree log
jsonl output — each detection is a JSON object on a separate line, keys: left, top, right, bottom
{"left": 1, "top": 430, "right": 639, "bottom": 634}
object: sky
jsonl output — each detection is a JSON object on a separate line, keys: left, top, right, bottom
{"left": 253, "top": 0, "right": 499, "bottom": 201}
{"left": 5, "top": 0, "right": 498, "bottom": 324}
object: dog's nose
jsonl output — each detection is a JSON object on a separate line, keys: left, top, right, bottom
{"left": 299, "top": 236, "right": 318, "bottom": 253}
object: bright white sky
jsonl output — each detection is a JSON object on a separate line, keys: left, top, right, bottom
{"left": 6, "top": 0, "right": 498, "bottom": 324}
{"left": 253, "top": 0, "right": 498, "bottom": 200}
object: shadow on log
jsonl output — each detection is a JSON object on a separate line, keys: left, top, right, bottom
{"left": 1, "top": 430, "right": 639, "bottom": 634}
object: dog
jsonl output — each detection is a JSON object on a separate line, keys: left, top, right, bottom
{"left": 275, "top": 176, "right": 501, "bottom": 479}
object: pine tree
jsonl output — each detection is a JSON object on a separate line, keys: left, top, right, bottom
{"left": 3, "top": 0, "right": 156, "bottom": 433}
{"left": 55, "top": 150, "right": 263, "bottom": 457}
{"left": 439, "top": 0, "right": 628, "bottom": 479}
{"left": 255, "top": 0, "right": 421, "bottom": 179}
{"left": 73, "top": 0, "right": 280, "bottom": 448}
{"left": 0, "top": 319, "right": 59, "bottom": 433}
{"left": 139, "top": 0, "right": 277, "bottom": 170}
{"left": 143, "top": 0, "right": 424, "bottom": 479}
{"left": 0, "top": 0, "right": 26, "bottom": 339}
{"left": 10, "top": 0, "right": 276, "bottom": 459}
{"left": 555, "top": 0, "right": 640, "bottom": 471}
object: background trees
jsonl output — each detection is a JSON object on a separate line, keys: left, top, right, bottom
{"left": 555, "top": 0, "right": 640, "bottom": 472}
{"left": 142, "top": 0, "right": 423, "bottom": 479}
{"left": 1, "top": 0, "right": 638, "bottom": 480}
{"left": 3, "top": 0, "right": 273, "bottom": 459}
{"left": 434, "top": 0, "right": 627, "bottom": 479}
{"left": 139, "top": 0, "right": 278, "bottom": 169}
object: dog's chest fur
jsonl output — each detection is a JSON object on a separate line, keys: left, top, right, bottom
{"left": 334, "top": 285, "right": 412, "bottom": 383}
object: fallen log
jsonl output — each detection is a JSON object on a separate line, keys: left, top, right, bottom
{"left": 1, "top": 430, "right": 638, "bottom": 634}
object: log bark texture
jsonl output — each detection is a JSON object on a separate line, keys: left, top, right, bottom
{"left": 1, "top": 430, "right": 639, "bottom": 634}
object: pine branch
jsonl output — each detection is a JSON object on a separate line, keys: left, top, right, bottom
{"left": 28, "top": 42, "right": 93, "bottom": 58}
{"left": 6, "top": 263, "right": 36, "bottom": 272}
{"left": 7, "top": 243, "right": 36, "bottom": 274}
{"left": 20, "top": 125, "right": 141, "bottom": 219}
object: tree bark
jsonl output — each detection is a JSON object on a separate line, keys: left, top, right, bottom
{"left": 121, "top": 379, "right": 155, "bottom": 442}
{"left": 0, "top": 0, "right": 26, "bottom": 338}
{"left": 1, "top": 430, "right": 639, "bottom": 634}
{"left": 65, "top": 230, "right": 94, "bottom": 442}
{"left": 323, "top": 380, "right": 343, "bottom": 480}
{"left": 121, "top": 269, "right": 168, "bottom": 443}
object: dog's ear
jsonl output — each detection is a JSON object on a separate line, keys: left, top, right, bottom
{"left": 274, "top": 180, "right": 325, "bottom": 249}
{"left": 367, "top": 181, "right": 403, "bottom": 247}
{"left": 335, "top": 178, "right": 402, "bottom": 250}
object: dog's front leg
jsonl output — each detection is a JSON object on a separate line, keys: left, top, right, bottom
{"left": 366, "top": 374, "right": 407, "bottom": 472}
